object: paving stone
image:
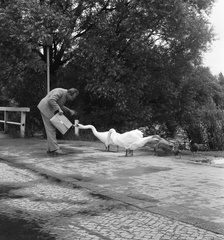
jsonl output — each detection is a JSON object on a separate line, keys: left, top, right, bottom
{"left": 1, "top": 139, "right": 224, "bottom": 239}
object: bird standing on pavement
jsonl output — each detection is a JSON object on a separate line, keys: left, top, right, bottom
{"left": 154, "top": 137, "right": 174, "bottom": 155}
{"left": 172, "top": 145, "right": 181, "bottom": 158}
{"left": 127, "top": 135, "right": 161, "bottom": 156}
{"left": 107, "top": 128, "right": 144, "bottom": 156}
{"left": 75, "top": 124, "right": 118, "bottom": 151}
{"left": 189, "top": 140, "right": 199, "bottom": 155}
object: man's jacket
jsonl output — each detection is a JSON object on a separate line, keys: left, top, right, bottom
{"left": 37, "top": 88, "right": 71, "bottom": 119}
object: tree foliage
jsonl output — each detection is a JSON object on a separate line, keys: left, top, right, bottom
{"left": 2, "top": 0, "right": 224, "bottom": 150}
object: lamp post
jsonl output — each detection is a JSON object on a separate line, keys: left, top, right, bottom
{"left": 43, "top": 35, "right": 53, "bottom": 93}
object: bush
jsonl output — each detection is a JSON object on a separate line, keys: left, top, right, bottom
{"left": 183, "top": 103, "right": 224, "bottom": 150}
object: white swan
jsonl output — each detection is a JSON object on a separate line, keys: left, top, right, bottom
{"left": 128, "top": 135, "right": 161, "bottom": 156}
{"left": 76, "top": 124, "right": 118, "bottom": 151}
{"left": 107, "top": 128, "right": 144, "bottom": 156}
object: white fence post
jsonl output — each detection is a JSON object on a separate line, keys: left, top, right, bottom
{"left": 74, "top": 119, "right": 79, "bottom": 136}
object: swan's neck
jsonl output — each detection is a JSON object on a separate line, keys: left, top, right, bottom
{"left": 79, "top": 124, "right": 95, "bottom": 130}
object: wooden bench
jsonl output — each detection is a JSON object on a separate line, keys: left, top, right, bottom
{"left": 0, "top": 107, "right": 30, "bottom": 138}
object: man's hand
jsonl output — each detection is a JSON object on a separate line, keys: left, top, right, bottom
{"left": 58, "top": 109, "right": 64, "bottom": 115}
{"left": 70, "top": 110, "right": 77, "bottom": 116}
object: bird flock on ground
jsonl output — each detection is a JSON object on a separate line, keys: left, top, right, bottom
{"left": 75, "top": 123, "right": 202, "bottom": 158}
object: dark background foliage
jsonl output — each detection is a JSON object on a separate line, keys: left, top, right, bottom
{"left": 1, "top": 0, "right": 224, "bottom": 149}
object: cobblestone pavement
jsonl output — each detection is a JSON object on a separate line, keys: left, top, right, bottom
{"left": 0, "top": 137, "right": 224, "bottom": 239}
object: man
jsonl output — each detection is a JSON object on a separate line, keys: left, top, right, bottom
{"left": 38, "top": 88, "right": 79, "bottom": 155}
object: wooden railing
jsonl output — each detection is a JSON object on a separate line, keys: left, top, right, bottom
{"left": 0, "top": 107, "right": 30, "bottom": 138}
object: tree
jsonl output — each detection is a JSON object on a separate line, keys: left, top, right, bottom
{"left": 218, "top": 72, "right": 224, "bottom": 86}
{"left": 178, "top": 67, "right": 224, "bottom": 149}
{"left": 0, "top": 0, "right": 219, "bottom": 137}
{"left": 69, "top": 0, "right": 215, "bottom": 130}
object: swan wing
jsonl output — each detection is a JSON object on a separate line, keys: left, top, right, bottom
{"left": 116, "top": 131, "right": 142, "bottom": 149}
{"left": 129, "top": 129, "right": 143, "bottom": 138}
{"left": 107, "top": 128, "right": 144, "bottom": 150}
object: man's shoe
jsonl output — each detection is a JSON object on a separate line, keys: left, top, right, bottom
{"left": 53, "top": 149, "right": 67, "bottom": 156}
{"left": 47, "top": 150, "right": 54, "bottom": 155}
